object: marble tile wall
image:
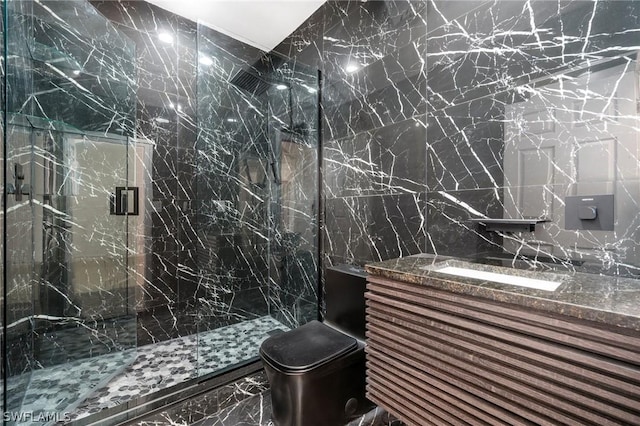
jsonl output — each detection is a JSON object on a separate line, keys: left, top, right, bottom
{"left": 4, "top": 0, "right": 139, "bottom": 414}
{"left": 425, "top": 1, "right": 640, "bottom": 274}
{"left": 88, "top": 0, "right": 321, "bottom": 337}
{"left": 90, "top": 0, "right": 202, "bottom": 345}
{"left": 4, "top": 0, "right": 640, "bottom": 419}
{"left": 1, "top": 4, "right": 320, "bottom": 419}
{"left": 277, "top": 1, "right": 429, "bottom": 273}
{"left": 196, "top": 23, "right": 271, "bottom": 332}
{"left": 265, "top": 61, "right": 320, "bottom": 328}
{"left": 278, "top": 0, "right": 640, "bottom": 278}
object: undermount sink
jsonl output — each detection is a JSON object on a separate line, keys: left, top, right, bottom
{"left": 422, "top": 260, "right": 565, "bottom": 291}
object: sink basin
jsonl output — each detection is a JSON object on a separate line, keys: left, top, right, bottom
{"left": 422, "top": 260, "right": 565, "bottom": 291}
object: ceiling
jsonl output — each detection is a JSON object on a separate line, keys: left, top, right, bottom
{"left": 146, "top": 0, "right": 326, "bottom": 52}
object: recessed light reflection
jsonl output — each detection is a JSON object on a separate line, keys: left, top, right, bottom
{"left": 227, "top": 118, "right": 238, "bottom": 123}
{"left": 345, "top": 63, "right": 360, "bottom": 73}
{"left": 276, "top": 84, "right": 288, "bottom": 90}
{"left": 155, "top": 117, "right": 170, "bottom": 124}
{"left": 72, "top": 70, "right": 81, "bottom": 76}
{"left": 158, "top": 31, "right": 174, "bottom": 44}
{"left": 199, "top": 55, "right": 214, "bottom": 66}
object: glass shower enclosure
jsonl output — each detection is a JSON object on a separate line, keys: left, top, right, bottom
{"left": 3, "top": 0, "right": 138, "bottom": 420}
{"left": 195, "top": 22, "right": 320, "bottom": 377}
{"left": 1, "top": 0, "right": 320, "bottom": 422}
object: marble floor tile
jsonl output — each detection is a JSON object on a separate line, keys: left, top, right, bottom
{"left": 70, "top": 316, "right": 286, "bottom": 422}
{"left": 134, "top": 375, "right": 403, "bottom": 426}
{"left": 133, "top": 372, "right": 270, "bottom": 426}
{"left": 193, "top": 390, "right": 403, "bottom": 426}
{"left": 9, "top": 316, "right": 287, "bottom": 425}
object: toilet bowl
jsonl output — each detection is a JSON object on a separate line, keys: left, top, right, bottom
{"left": 259, "top": 264, "right": 369, "bottom": 426}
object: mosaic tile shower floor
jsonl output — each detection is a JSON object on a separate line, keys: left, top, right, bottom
{"left": 14, "top": 316, "right": 287, "bottom": 425}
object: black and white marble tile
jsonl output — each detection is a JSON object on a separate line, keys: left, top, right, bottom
{"left": 133, "top": 371, "right": 402, "bottom": 426}
{"left": 3, "top": 0, "right": 640, "bottom": 424}
{"left": 422, "top": 0, "right": 640, "bottom": 270}
{"left": 190, "top": 390, "right": 402, "bottom": 426}
{"left": 50, "top": 316, "right": 285, "bottom": 424}
{"left": 276, "top": 0, "right": 640, "bottom": 277}
{"left": 4, "top": 0, "right": 321, "bottom": 419}
{"left": 131, "top": 372, "right": 270, "bottom": 426}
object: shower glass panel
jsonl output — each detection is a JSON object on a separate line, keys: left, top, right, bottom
{"left": 1, "top": 0, "right": 320, "bottom": 419}
{"left": 196, "top": 23, "right": 319, "bottom": 377}
{"left": 267, "top": 60, "right": 320, "bottom": 330}
{"left": 0, "top": 0, "right": 3, "bottom": 408}
{"left": 196, "top": 24, "right": 276, "bottom": 377}
{"left": 4, "top": 0, "right": 137, "bottom": 420}
{"left": 4, "top": 122, "right": 36, "bottom": 419}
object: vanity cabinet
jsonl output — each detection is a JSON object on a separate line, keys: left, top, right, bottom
{"left": 365, "top": 274, "right": 640, "bottom": 426}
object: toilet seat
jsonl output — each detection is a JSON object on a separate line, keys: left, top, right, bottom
{"left": 260, "top": 320, "right": 357, "bottom": 373}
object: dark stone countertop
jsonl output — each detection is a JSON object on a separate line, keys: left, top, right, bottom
{"left": 365, "top": 254, "right": 640, "bottom": 332}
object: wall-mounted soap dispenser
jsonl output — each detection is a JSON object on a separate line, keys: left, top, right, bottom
{"left": 565, "top": 194, "right": 614, "bottom": 231}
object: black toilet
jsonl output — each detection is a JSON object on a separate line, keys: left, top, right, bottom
{"left": 259, "top": 264, "right": 369, "bottom": 426}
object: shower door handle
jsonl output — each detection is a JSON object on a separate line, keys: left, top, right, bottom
{"left": 110, "top": 187, "right": 139, "bottom": 215}
{"left": 8, "top": 163, "right": 30, "bottom": 201}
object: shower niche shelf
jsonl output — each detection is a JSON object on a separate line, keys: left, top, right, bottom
{"left": 470, "top": 218, "right": 548, "bottom": 232}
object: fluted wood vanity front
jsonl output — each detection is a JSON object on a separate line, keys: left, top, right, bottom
{"left": 365, "top": 255, "right": 640, "bottom": 426}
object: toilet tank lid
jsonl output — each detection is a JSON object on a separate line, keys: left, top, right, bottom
{"left": 260, "top": 320, "right": 357, "bottom": 372}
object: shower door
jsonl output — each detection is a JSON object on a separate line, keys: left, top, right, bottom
{"left": 3, "top": 0, "right": 139, "bottom": 420}
{"left": 5, "top": 122, "right": 139, "bottom": 419}
{"left": 196, "top": 27, "right": 320, "bottom": 379}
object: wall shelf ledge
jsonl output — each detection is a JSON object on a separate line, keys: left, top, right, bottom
{"left": 470, "top": 218, "right": 548, "bottom": 232}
